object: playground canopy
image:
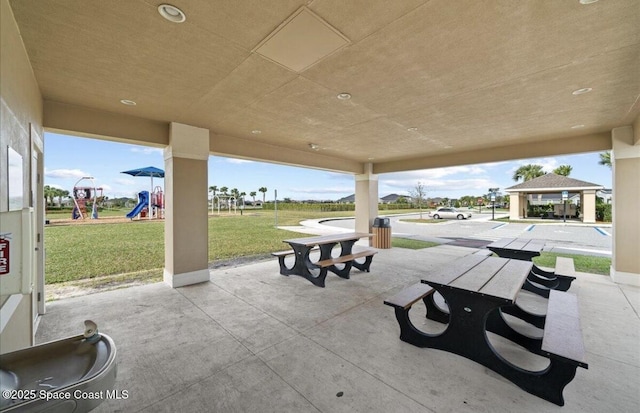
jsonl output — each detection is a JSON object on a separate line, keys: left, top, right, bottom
{"left": 121, "top": 166, "right": 165, "bottom": 179}
{"left": 121, "top": 166, "right": 165, "bottom": 219}
{"left": 121, "top": 166, "right": 165, "bottom": 190}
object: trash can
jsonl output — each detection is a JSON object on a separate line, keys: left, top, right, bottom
{"left": 372, "top": 217, "right": 391, "bottom": 249}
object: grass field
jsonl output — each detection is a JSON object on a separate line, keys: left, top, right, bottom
{"left": 44, "top": 209, "right": 421, "bottom": 284}
{"left": 44, "top": 208, "right": 611, "bottom": 288}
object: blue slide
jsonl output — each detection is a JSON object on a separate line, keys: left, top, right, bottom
{"left": 126, "top": 191, "right": 149, "bottom": 219}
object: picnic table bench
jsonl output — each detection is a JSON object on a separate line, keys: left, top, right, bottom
{"left": 486, "top": 238, "right": 576, "bottom": 297}
{"left": 273, "top": 232, "right": 376, "bottom": 287}
{"left": 384, "top": 254, "right": 588, "bottom": 406}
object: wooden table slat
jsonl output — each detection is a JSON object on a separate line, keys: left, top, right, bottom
{"left": 521, "top": 239, "right": 545, "bottom": 253}
{"left": 423, "top": 254, "right": 487, "bottom": 286}
{"left": 283, "top": 232, "right": 372, "bottom": 246}
{"left": 487, "top": 238, "right": 515, "bottom": 249}
{"left": 480, "top": 260, "right": 532, "bottom": 302}
{"left": 450, "top": 257, "right": 508, "bottom": 293}
{"left": 542, "top": 291, "right": 587, "bottom": 366}
{"left": 506, "top": 239, "right": 528, "bottom": 251}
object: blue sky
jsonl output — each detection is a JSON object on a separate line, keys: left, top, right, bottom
{"left": 44, "top": 132, "right": 612, "bottom": 201}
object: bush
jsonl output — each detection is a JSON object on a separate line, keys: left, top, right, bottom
{"left": 595, "top": 204, "right": 612, "bottom": 222}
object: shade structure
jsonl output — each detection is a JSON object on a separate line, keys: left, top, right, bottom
{"left": 121, "top": 166, "right": 165, "bottom": 179}
{"left": 121, "top": 166, "right": 165, "bottom": 219}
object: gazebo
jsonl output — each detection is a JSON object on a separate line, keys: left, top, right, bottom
{"left": 505, "top": 173, "right": 604, "bottom": 223}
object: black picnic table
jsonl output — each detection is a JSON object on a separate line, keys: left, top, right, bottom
{"left": 389, "top": 253, "right": 587, "bottom": 406}
{"left": 486, "top": 238, "right": 574, "bottom": 296}
{"left": 279, "top": 232, "right": 374, "bottom": 287}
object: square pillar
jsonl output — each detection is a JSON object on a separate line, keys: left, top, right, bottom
{"left": 355, "top": 163, "right": 378, "bottom": 243}
{"left": 163, "top": 123, "right": 210, "bottom": 287}
{"left": 611, "top": 126, "right": 640, "bottom": 285}
{"left": 581, "top": 190, "right": 596, "bottom": 223}
{"left": 508, "top": 191, "right": 520, "bottom": 220}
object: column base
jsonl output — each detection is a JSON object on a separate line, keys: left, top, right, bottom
{"left": 163, "top": 268, "right": 210, "bottom": 288}
{"left": 610, "top": 267, "right": 640, "bottom": 286}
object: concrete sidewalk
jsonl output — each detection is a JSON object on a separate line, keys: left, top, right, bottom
{"left": 36, "top": 245, "right": 640, "bottom": 412}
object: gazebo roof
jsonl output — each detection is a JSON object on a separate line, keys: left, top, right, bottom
{"left": 505, "top": 173, "right": 603, "bottom": 192}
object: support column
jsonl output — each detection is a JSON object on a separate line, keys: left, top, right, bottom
{"left": 163, "top": 123, "right": 210, "bottom": 287}
{"left": 611, "top": 126, "right": 640, "bottom": 285}
{"left": 509, "top": 192, "right": 520, "bottom": 220}
{"left": 355, "top": 163, "right": 378, "bottom": 243}
{"left": 581, "top": 190, "right": 596, "bottom": 223}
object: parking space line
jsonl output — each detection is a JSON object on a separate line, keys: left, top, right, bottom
{"left": 594, "top": 227, "right": 611, "bottom": 236}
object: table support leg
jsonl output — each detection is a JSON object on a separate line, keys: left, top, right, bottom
{"left": 392, "top": 287, "right": 579, "bottom": 406}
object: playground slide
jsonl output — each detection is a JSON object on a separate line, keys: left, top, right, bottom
{"left": 126, "top": 191, "right": 149, "bottom": 219}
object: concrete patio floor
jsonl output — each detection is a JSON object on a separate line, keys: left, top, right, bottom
{"left": 36, "top": 245, "right": 640, "bottom": 413}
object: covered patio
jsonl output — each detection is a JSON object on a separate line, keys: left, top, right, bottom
{"left": 505, "top": 173, "right": 604, "bottom": 223}
{"left": 2, "top": 2, "right": 639, "bottom": 403}
{"left": 36, "top": 245, "right": 640, "bottom": 412}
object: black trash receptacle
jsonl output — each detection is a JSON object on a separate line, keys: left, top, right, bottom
{"left": 372, "top": 217, "right": 391, "bottom": 249}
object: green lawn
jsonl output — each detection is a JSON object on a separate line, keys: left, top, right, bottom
{"left": 533, "top": 252, "right": 611, "bottom": 275}
{"left": 391, "top": 238, "right": 439, "bottom": 249}
{"left": 44, "top": 209, "right": 422, "bottom": 284}
{"left": 44, "top": 208, "right": 611, "bottom": 286}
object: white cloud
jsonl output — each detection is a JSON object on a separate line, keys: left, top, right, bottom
{"left": 45, "top": 168, "right": 89, "bottom": 179}
{"left": 290, "top": 186, "right": 353, "bottom": 195}
{"left": 226, "top": 158, "right": 254, "bottom": 164}
{"left": 130, "top": 147, "right": 163, "bottom": 155}
{"left": 507, "top": 157, "right": 561, "bottom": 178}
{"left": 98, "top": 184, "right": 113, "bottom": 192}
{"left": 114, "top": 178, "right": 136, "bottom": 186}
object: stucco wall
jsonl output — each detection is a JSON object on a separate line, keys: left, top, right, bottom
{"left": 0, "top": 0, "right": 44, "bottom": 353}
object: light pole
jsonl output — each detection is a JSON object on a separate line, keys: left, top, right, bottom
{"left": 488, "top": 188, "right": 499, "bottom": 221}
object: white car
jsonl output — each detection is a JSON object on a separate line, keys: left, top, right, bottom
{"left": 429, "top": 207, "right": 472, "bottom": 220}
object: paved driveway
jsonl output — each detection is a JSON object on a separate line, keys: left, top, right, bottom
{"left": 320, "top": 212, "right": 612, "bottom": 256}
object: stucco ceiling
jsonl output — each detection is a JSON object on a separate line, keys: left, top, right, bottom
{"left": 8, "top": 0, "right": 640, "bottom": 174}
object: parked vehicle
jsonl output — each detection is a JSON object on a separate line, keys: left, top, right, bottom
{"left": 429, "top": 207, "right": 472, "bottom": 220}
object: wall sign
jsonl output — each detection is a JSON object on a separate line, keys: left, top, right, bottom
{"left": 0, "top": 234, "right": 9, "bottom": 275}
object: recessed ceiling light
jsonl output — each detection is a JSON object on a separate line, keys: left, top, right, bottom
{"left": 579, "top": 0, "right": 599, "bottom": 5}
{"left": 120, "top": 99, "right": 137, "bottom": 106}
{"left": 571, "top": 124, "right": 585, "bottom": 129}
{"left": 158, "top": 4, "right": 186, "bottom": 23}
{"left": 367, "top": 157, "right": 375, "bottom": 160}
{"left": 336, "top": 93, "right": 351, "bottom": 100}
{"left": 309, "top": 143, "right": 320, "bottom": 150}
{"left": 572, "top": 87, "right": 593, "bottom": 95}
{"left": 407, "top": 127, "right": 418, "bottom": 132}
{"left": 251, "top": 130, "right": 262, "bottom": 134}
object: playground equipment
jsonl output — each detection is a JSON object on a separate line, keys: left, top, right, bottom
{"left": 0, "top": 320, "right": 117, "bottom": 412}
{"left": 126, "top": 186, "right": 163, "bottom": 220}
{"left": 212, "top": 194, "right": 237, "bottom": 214}
{"left": 71, "top": 177, "right": 103, "bottom": 220}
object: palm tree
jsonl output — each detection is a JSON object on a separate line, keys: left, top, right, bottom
{"left": 56, "top": 189, "right": 70, "bottom": 207}
{"left": 43, "top": 185, "right": 56, "bottom": 207}
{"left": 209, "top": 185, "right": 218, "bottom": 198}
{"left": 259, "top": 187, "right": 267, "bottom": 203}
{"left": 249, "top": 191, "right": 257, "bottom": 205}
{"left": 598, "top": 151, "right": 612, "bottom": 168}
{"left": 220, "top": 186, "right": 228, "bottom": 196}
{"left": 512, "top": 164, "right": 545, "bottom": 182}
{"left": 553, "top": 165, "right": 572, "bottom": 176}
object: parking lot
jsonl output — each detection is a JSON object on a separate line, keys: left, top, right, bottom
{"left": 320, "top": 212, "right": 612, "bottom": 257}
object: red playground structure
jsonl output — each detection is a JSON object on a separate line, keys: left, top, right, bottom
{"left": 72, "top": 177, "right": 103, "bottom": 219}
